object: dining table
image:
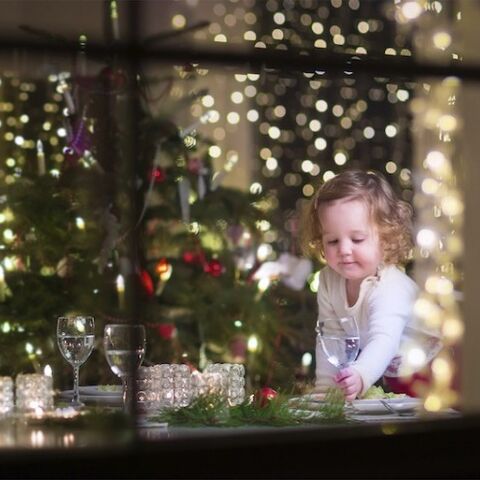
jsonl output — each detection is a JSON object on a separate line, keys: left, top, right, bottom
{"left": 0, "top": 388, "right": 475, "bottom": 478}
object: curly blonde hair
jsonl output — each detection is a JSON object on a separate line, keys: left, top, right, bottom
{"left": 299, "top": 169, "right": 413, "bottom": 265}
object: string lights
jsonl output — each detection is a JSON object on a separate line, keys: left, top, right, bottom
{"left": 393, "top": 0, "right": 463, "bottom": 410}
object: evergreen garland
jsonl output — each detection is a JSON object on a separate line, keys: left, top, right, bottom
{"left": 150, "top": 389, "right": 347, "bottom": 427}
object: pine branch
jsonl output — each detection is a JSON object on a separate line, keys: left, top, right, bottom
{"left": 149, "top": 389, "right": 346, "bottom": 428}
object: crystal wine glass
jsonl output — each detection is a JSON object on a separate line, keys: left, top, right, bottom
{"left": 57, "top": 316, "right": 95, "bottom": 408}
{"left": 103, "top": 324, "right": 146, "bottom": 410}
{"left": 316, "top": 316, "right": 360, "bottom": 370}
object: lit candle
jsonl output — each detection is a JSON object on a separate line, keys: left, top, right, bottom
{"left": 116, "top": 274, "right": 125, "bottom": 310}
{"left": 110, "top": 0, "right": 120, "bottom": 41}
{"left": 36, "top": 140, "right": 46, "bottom": 176}
{"left": 0, "top": 266, "right": 6, "bottom": 302}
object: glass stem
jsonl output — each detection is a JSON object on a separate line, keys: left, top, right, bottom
{"left": 73, "top": 365, "right": 80, "bottom": 404}
{"left": 122, "top": 376, "right": 132, "bottom": 413}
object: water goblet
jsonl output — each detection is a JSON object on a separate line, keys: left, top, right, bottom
{"left": 103, "top": 324, "right": 146, "bottom": 411}
{"left": 316, "top": 316, "right": 360, "bottom": 370}
{"left": 57, "top": 316, "right": 95, "bottom": 408}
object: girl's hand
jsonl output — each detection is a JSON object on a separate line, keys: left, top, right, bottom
{"left": 334, "top": 367, "right": 363, "bottom": 401}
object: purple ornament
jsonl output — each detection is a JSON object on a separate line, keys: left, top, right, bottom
{"left": 63, "top": 116, "right": 92, "bottom": 165}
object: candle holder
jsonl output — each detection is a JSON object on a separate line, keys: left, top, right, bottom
{"left": 135, "top": 363, "right": 245, "bottom": 412}
{"left": 15, "top": 374, "right": 54, "bottom": 413}
{"left": 136, "top": 366, "right": 161, "bottom": 413}
{"left": 136, "top": 364, "right": 194, "bottom": 412}
{"left": 172, "top": 364, "right": 193, "bottom": 408}
{"left": 203, "top": 363, "right": 245, "bottom": 406}
{"left": 0, "top": 376, "right": 14, "bottom": 416}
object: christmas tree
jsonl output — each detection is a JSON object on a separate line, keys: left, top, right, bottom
{"left": 0, "top": 50, "right": 317, "bottom": 391}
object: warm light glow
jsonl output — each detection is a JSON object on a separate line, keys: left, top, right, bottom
{"left": 116, "top": 274, "right": 125, "bottom": 293}
{"left": 441, "top": 195, "right": 463, "bottom": 216}
{"left": 250, "top": 182, "right": 262, "bottom": 194}
{"left": 257, "top": 244, "right": 272, "bottom": 262}
{"left": 385, "top": 125, "right": 398, "bottom": 137}
{"left": 425, "top": 150, "right": 448, "bottom": 173}
{"left": 401, "top": 1, "right": 423, "bottom": 20}
{"left": 442, "top": 316, "right": 464, "bottom": 341}
{"left": 432, "top": 357, "right": 452, "bottom": 384}
{"left": 323, "top": 170, "right": 335, "bottom": 182}
{"left": 406, "top": 347, "right": 427, "bottom": 368}
{"left": 416, "top": 228, "right": 437, "bottom": 249}
{"left": 209, "top": 146, "right": 222, "bottom": 158}
{"left": 247, "top": 334, "right": 259, "bottom": 352}
{"left": 424, "top": 394, "right": 442, "bottom": 412}
{"left": 257, "top": 277, "right": 271, "bottom": 292}
{"left": 172, "top": 14, "right": 186, "bottom": 29}
{"left": 301, "top": 352, "right": 313, "bottom": 367}
{"left": 201, "top": 95, "right": 214, "bottom": 108}
{"left": 334, "top": 152, "right": 347, "bottom": 166}
{"left": 75, "top": 217, "right": 85, "bottom": 230}
{"left": 433, "top": 31, "right": 452, "bottom": 50}
{"left": 437, "top": 114, "right": 457, "bottom": 132}
{"left": 421, "top": 178, "right": 440, "bottom": 195}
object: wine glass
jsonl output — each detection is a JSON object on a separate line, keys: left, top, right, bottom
{"left": 103, "top": 324, "right": 146, "bottom": 410}
{"left": 57, "top": 316, "right": 95, "bottom": 408}
{"left": 316, "top": 316, "right": 360, "bottom": 369}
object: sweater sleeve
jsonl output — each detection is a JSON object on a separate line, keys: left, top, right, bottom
{"left": 314, "top": 269, "right": 342, "bottom": 392}
{"left": 351, "top": 274, "right": 417, "bottom": 396}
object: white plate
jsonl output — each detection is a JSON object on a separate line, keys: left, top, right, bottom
{"left": 350, "top": 397, "right": 422, "bottom": 414}
{"left": 58, "top": 385, "right": 122, "bottom": 406}
{"left": 79, "top": 385, "right": 122, "bottom": 396}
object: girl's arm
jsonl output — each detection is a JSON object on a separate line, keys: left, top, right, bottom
{"left": 351, "top": 275, "right": 417, "bottom": 396}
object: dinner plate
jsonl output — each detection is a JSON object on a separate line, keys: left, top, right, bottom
{"left": 79, "top": 385, "right": 122, "bottom": 396}
{"left": 350, "top": 397, "right": 422, "bottom": 414}
{"left": 58, "top": 385, "right": 123, "bottom": 406}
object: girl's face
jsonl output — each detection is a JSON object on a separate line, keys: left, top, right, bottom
{"left": 318, "top": 197, "right": 383, "bottom": 283}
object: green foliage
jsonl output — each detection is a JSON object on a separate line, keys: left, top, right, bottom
{"left": 151, "top": 389, "right": 346, "bottom": 427}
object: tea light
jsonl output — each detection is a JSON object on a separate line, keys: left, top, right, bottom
{"left": 15, "top": 374, "right": 54, "bottom": 413}
{"left": 0, "top": 376, "right": 14, "bottom": 415}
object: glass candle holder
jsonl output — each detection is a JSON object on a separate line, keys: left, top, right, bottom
{"left": 15, "top": 374, "right": 54, "bottom": 413}
{"left": 152, "top": 364, "right": 175, "bottom": 409}
{"left": 136, "top": 366, "right": 161, "bottom": 413}
{"left": 0, "top": 377, "right": 14, "bottom": 415}
{"left": 148, "top": 364, "right": 194, "bottom": 409}
{"left": 203, "top": 363, "right": 245, "bottom": 406}
{"left": 172, "top": 364, "right": 193, "bottom": 408}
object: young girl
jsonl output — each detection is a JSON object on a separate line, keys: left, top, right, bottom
{"left": 300, "top": 169, "right": 441, "bottom": 400}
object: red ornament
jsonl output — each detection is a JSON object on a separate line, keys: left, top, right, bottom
{"left": 139, "top": 269, "right": 154, "bottom": 297}
{"left": 155, "top": 258, "right": 170, "bottom": 276}
{"left": 183, "top": 251, "right": 197, "bottom": 264}
{"left": 255, "top": 387, "right": 278, "bottom": 407}
{"left": 203, "top": 259, "right": 223, "bottom": 277}
{"left": 149, "top": 167, "right": 166, "bottom": 184}
{"left": 182, "top": 250, "right": 206, "bottom": 266}
{"left": 154, "top": 323, "right": 177, "bottom": 340}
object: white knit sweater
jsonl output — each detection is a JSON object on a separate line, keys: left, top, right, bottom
{"left": 315, "top": 264, "right": 442, "bottom": 396}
